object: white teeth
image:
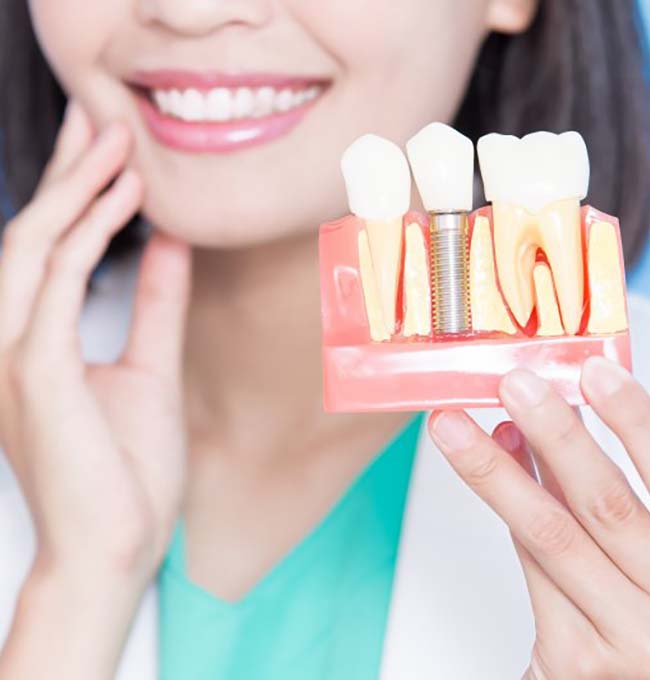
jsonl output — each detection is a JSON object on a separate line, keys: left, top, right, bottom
{"left": 206, "top": 88, "right": 232, "bottom": 122}
{"left": 478, "top": 131, "right": 590, "bottom": 214}
{"left": 151, "top": 84, "right": 322, "bottom": 122}
{"left": 292, "top": 90, "right": 307, "bottom": 107}
{"left": 153, "top": 90, "right": 170, "bottom": 115}
{"left": 274, "top": 88, "right": 294, "bottom": 113}
{"left": 233, "top": 87, "right": 255, "bottom": 119}
{"left": 407, "top": 122, "right": 474, "bottom": 212}
{"left": 304, "top": 86, "right": 320, "bottom": 101}
{"left": 341, "top": 134, "right": 411, "bottom": 221}
{"left": 181, "top": 88, "right": 205, "bottom": 122}
{"left": 253, "top": 86, "right": 275, "bottom": 118}
{"left": 169, "top": 89, "right": 184, "bottom": 117}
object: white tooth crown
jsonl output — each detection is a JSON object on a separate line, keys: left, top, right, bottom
{"left": 151, "top": 85, "right": 322, "bottom": 123}
{"left": 406, "top": 122, "right": 474, "bottom": 212}
{"left": 341, "top": 134, "right": 411, "bottom": 221}
{"left": 478, "top": 131, "right": 590, "bottom": 213}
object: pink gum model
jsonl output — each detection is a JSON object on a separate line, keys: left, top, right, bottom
{"left": 319, "top": 206, "right": 631, "bottom": 413}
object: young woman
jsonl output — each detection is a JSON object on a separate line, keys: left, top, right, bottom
{"left": 1, "top": 1, "right": 650, "bottom": 678}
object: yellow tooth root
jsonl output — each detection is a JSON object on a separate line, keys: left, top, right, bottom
{"left": 470, "top": 217, "right": 517, "bottom": 335}
{"left": 403, "top": 223, "right": 432, "bottom": 337}
{"left": 358, "top": 229, "right": 390, "bottom": 341}
{"left": 587, "top": 221, "right": 628, "bottom": 334}
{"left": 365, "top": 218, "right": 403, "bottom": 335}
{"left": 533, "top": 263, "right": 565, "bottom": 336}
{"left": 493, "top": 199, "right": 584, "bottom": 335}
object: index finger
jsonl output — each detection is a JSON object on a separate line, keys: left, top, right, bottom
{"left": 499, "top": 370, "right": 650, "bottom": 594}
{"left": 36, "top": 99, "right": 94, "bottom": 191}
{"left": 428, "top": 410, "right": 647, "bottom": 641}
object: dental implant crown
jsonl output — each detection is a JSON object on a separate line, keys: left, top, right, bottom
{"left": 406, "top": 122, "right": 475, "bottom": 213}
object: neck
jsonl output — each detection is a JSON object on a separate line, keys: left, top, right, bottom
{"left": 180, "top": 229, "right": 413, "bottom": 599}
{"left": 183, "top": 230, "right": 410, "bottom": 466}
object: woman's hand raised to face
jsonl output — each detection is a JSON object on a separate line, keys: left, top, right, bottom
{"left": 0, "top": 100, "right": 192, "bottom": 588}
{"left": 429, "top": 359, "right": 650, "bottom": 680}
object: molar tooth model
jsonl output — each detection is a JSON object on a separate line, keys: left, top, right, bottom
{"left": 478, "top": 131, "right": 590, "bottom": 336}
{"left": 319, "top": 124, "right": 631, "bottom": 412}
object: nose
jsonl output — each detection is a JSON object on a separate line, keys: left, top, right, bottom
{"left": 138, "top": 0, "right": 273, "bottom": 36}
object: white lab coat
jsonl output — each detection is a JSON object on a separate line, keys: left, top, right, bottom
{"left": 1, "top": 254, "right": 649, "bottom": 679}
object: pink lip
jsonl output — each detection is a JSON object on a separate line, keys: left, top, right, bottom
{"left": 130, "top": 70, "right": 327, "bottom": 154}
{"left": 130, "top": 69, "right": 324, "bottom": 91}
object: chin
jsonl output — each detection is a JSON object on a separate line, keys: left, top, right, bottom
{"left": 137, "top": 160, "right": 348, "bottom": 249}
{"left": 140, "top": 194, "right": 309, "bottom": 249}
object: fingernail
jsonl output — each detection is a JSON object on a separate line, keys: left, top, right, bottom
{"left": 582, "top": 356, "right": 628, "bottom": 398}
{"left": 429, "top": 411, "right": 476, "bottom": 451}
{"left": 501, "top": 370, "right": 548, "bottom": 408}
{"left": 493, "top": 422, "right": 524, "bottom": 454}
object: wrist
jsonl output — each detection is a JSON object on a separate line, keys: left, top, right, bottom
{"left": 2, "top": 560, "right": 147, "bottom": 680}
{"left": 28, "top": 551, "right": 148, "bottom": 607}
{"left": 34, "top": 527, "right": 159, "bottom": 591}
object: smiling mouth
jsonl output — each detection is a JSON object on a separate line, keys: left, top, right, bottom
{"left": 128, "top": 70, "right": 330, "bottom": 153}
{"left": 146, "top": 83, "right": 323, "bottom": 122}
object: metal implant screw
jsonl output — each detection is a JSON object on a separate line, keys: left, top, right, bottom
{"left": 429, "top": 212, "right": 472, "bottom": 336}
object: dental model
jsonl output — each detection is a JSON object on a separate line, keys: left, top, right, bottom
{"left": 478, "top": 132, "right": 589, "bottom": 335}
{"left": 407, "top": 123, "right": 474, "bottom": 335}
{"left": 340, "top": 135, "right": 411, "bottom": 339}
{"left": 320, "top": 125, "right": 631, "bottom": 412}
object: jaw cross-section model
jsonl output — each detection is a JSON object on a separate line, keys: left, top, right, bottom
{"left": 319, "top": 124, "right": 631, "bottom": 412}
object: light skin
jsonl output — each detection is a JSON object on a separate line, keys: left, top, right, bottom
{"left": 0, "top": 0, "right": 648, "bottom": 678}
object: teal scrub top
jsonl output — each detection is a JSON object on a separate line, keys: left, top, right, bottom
{"left": 158, "top": 414, "right": 423, "bottom": 680}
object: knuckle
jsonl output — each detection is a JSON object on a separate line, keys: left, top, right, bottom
{"left": 8, "top": 341, "right": 61, "bottom": 387}
{"left": 547, "top": 410, "right": 581, "bottom": 448}
{"left": 526, "top": 508, "right": 576, "bottom": 557}
{"left": 533, "top": 636, "right": 614, "bottom": 680}
{"left": 580, "top": 473, "right": 638, "bottom": 529}
{"left": 5, "top": 345, "right": 36, "bottom": 394}
{"left": 572, "top": 658, "right": 605, "bottom": 680}
{"left": 571, "top": 644, "right": 614, "bottom": 679}
{"left": 3, "top": 354, "right": 21, "bottom": 395}
{"left": 48, "top": 245, "right": 87, "bottom": 279}
{"left": 459, "top": 448, "right": 499, "bottom": 487}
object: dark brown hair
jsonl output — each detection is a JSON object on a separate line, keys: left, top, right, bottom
{"left": 1, "top": 0, "right": 649, "bottom": 265}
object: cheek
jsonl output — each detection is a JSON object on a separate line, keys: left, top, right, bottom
{"left": 25, "top": 0, "right": 490, "bottom": 250}
{"left": 291, "top": 0, "right": 488, "bottom": 139}
{"left": 28, "top": 1, "right": 124, "bottom": 106}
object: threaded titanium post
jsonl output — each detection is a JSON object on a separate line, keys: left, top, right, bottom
{"left": 429, "top": 211, "right": 472, "bottom": 336}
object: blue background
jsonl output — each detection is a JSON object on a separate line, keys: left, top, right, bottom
{"left": 0, "top": 6, "right": 649, "bottom": 294}
{"left": 629, "top": 0, "right": 650, "bottom": 294}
